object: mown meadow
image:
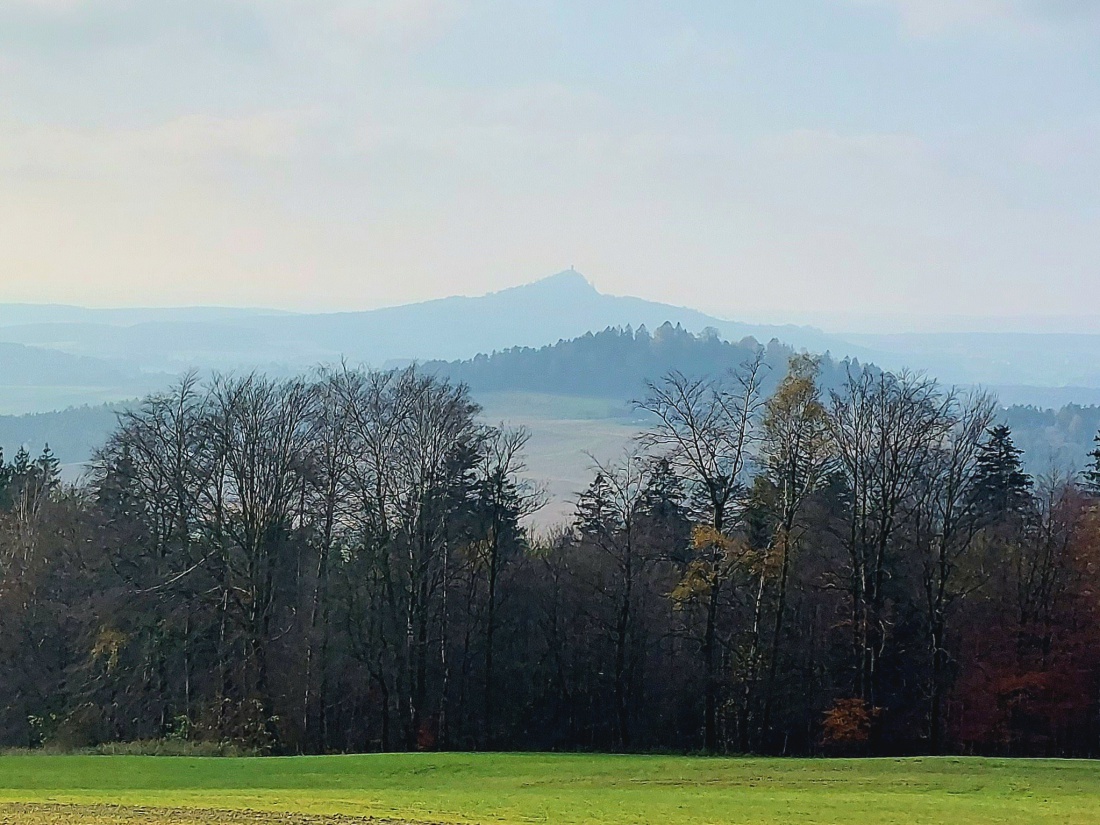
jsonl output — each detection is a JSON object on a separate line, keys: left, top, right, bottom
{"left": 0, "top": 753, "right": 1098, "bottom": 824}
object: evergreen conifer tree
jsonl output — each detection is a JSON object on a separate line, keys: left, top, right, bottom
{"left": 96, "top": 441, "right": 144, "bottom": 526}
{"left": 575, "top": 472, "right": 619, "bottom": 538}
{"left": 637, "top": 458, "right": 692, "bottom": 564}
{"left": 8, "top": 445, "right": 34, "bottom": 500}
{"left": 0, "top": 448, "right": 10, "bottom": 510}
{"left": 11, "top": 445, "right": 31, "bottom": 479}
{"left": 638, "top": 458, "right": 687, "bottom": 525}
{"left": 1083, "top": 430, "right": 1100, "bottom": 496}
{"left": 968, "top": 424, "right": 1033, "bottom": 522}
{"left": 36, "top": 444, "right": 61, "bottom": 493}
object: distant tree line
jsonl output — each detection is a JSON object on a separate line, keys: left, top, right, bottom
{"left": 5, "top": 325, "right": 1100, "bottom": 479}
{"left": 2, "top": 359, "right": 1100, "bottom": 757}
{"left": 430, "top": 322, "right": 862, "bottom": 399}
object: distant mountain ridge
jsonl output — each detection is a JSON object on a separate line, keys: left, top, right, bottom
{"left": 0, "top": 342, "right": 135, "bottom": 386}
{"left": 844, "top": 331, "right": 1100, "bottom": 400}
{"left": 0, "top": 271, "right": 864, "bottom": 372}
{"left": 3, "top": 270, "right": 1100, "bottom": 406}
{"left": 3, "top": 326, "right": 1096, "bottom": 486}
{"left": 0, "top": 303, "right": 287, "bottom": 327}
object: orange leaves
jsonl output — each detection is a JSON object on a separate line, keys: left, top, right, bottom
{"left": 821, "top": 698, "right": 881, "bottom": 747}
{"left": 670, "top": 560, "right": 714, "bottom": 607}
{"left": 91, "top": 626, "right": 127, "bottom": 674}
{"left": 691, "top": 524, "right": 749, "bottom": 560}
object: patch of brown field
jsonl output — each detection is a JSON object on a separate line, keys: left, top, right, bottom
{"left": 0, "top": 804, "right": 419, "bottom": 824}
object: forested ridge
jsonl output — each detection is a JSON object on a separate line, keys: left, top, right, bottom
{"left": 429, "top": 321, "right": 861, "bottom": 398}
{"left": 431, "top": 324, "right": 1100, "bottom": 472}
{"left": 4, "top": 325, "right": 1100, "bottom": 477}
{"left": 2, "top": 356, "right": 1100, "bottom": 758}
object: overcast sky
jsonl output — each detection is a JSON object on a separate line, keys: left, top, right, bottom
{"left": 1, "top": 0, "right": 1098, "bottom": 324}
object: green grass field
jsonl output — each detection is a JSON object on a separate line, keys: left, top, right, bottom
{"left": 0, "top": 753, "right": 1098, "bottom": 824}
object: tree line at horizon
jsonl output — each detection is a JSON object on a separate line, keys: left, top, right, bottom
{"left": 2, "top": 357, "right": 1100, "bottom": 757}
{"left": 431, "top": 322, "right": 861, "bottom": 400}
{"left": 4, "top": 325, "right": 1100, "bottom": 479}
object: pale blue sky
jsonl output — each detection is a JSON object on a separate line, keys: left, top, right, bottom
{"left": 1, "top": 0, "right": 1098, "bottom": 326}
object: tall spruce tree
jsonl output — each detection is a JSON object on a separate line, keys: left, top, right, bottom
{"left": 36, "top": 444, "right": 61, "bottom": 494}
{"left": 0, "top": 448, "right": 10, "bottom": 509}
{"left": 636, "top": 457, "right": 691, "bottom": 563}
{"left": 968, "top": 424, "right": 1033, "bottom": 522}
{"left": 575, "top": 471, "right": 620, "bottom": 538}
{"left": 6, "top": 445, "right": 34, "bottom": 503}
{"left": 10, "top": 445, "right": 31, "bottom": 480}
{"left": 1084, "top": 430, "right": 1100, "bottom": 496}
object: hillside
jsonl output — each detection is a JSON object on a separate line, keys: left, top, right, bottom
{"left": 4, "top": 273, "right": 1100, "bottom": 406}
{"left": 0, "top": 271, "right": 863, "bottom": 373}
{"left": 0, "top": 343, "right": 168, "bottom": 415}
{"left": 4, "top": 326, "right": 1098, "bottom": 524}
{"left": 0, "top": 342, "right": 137, "bottom": 386}
{"left": 0, "top": 304, "right": 286, "bottom": 327}
{"left": 431, "top": 322, "right": 860, "bottom": 399}
{"left": 846, "top": 331, "right": 1100, "bottom": 404}
{"left": 0, "top": 403, "right": 124, "bottom": 477}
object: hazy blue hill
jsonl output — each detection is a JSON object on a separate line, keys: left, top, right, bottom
{"left": 0, "top": 303, "right": 288, "bottom": 327}
{"left": 0, "top": 342, "right": 141, "bottom": 386}
{"left": 430, "top": 322, "right": 860, "bottom": 401}
{"left": 846, "top": 331, "right": 1100, "bottom": 390}
{"left": 0, "top": 342, "right": 172, "bottom": 415}
{"left": 290, "top": 269, "right": 854, "bottom": 361}
{"left": 225, "top": 270, "right": 867, "bottom": 368}
{"left": 0, "top": 403, "right": 123, "bottom": 476}
{"left": 0, "top": 319, "right": 330, "bottom": 372}
{"left": 1001, "top": 404, "right": 1100, "bottom": 474}
{"left": 0, "top": 271, "right": 864, "bottom": 372}
{"left": 5, "top": 273, "right": 1100, "bottom": 408}
{"left": 989, "top": 385, "right": 1100, "bottom": 408}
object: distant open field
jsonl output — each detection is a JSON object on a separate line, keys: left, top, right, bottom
{"left": 477, "top": 392, "right": 641, "bottom": 525}
{"left": 0, "top": 753, "right": 1098, "bottom": 824}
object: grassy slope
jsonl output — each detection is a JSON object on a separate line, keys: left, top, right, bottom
{"left": 0, "top": 753, "right": 1098, "bottom": 825}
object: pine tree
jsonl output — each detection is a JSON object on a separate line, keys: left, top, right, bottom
{"left": 8, "top": 445, "right": 34, "bottom": 501}
{"left": 0, "top": 448, "right": 10, "bottom": 510}
{"left": 1083, "top": 430, "right": 1100, "bottom": 497}
{"left": 11, "top": 445, "right": 31, "bottom": 480}
{"left": 96, "top": 442, "right": 142, "bottom": 525}
{"left": 575, "top": 472, "right": 620, "bottom": 539}
{"left": 637, "top": 458, "right": 691, "bottom": 565}
{"left": 36, "top": 444, "right": 61, "bottom": 494}
{"left": 968, "top": 424, "right": 1033, "bottom": 522}
{"left": 638, "top": 458, "right": 687, "bottom": 526}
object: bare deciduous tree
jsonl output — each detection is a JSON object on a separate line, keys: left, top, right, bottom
{"left": 636, "top": 355, "right": 766, "bottom": 752}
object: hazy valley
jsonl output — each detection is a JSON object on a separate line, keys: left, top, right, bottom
{"left": 4, "top": 271, "right": 1100, "bottom": 523}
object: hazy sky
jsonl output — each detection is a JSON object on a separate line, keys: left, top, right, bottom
{"left": 1, "top": 0, "right": 1098, "bottom": 323}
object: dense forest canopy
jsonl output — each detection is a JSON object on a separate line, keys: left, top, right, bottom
{"left": 5, "top": 274, "right": 1100, "bottom": 404}
{"left": 429, "top": 322, "right": 862, "bottom": 398}
{"left": 2, "top": 358, "right": 1100, "bottom": 758}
